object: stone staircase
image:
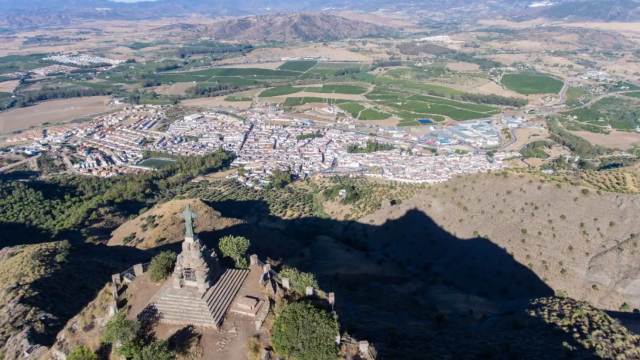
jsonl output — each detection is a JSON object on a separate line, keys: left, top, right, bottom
{"left": 153, "top": 268, "right": 249, "bottom": 328}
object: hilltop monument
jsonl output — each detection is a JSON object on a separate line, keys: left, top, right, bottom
{"left": 151, "top": 204, "right": 249, "bottom": 328}
{"left": 172, "top": 204, "right": 219, "bottom": 293}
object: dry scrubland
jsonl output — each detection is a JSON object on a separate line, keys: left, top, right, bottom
{"left": 108, "top": 199, "right": 243, "bottom": 249}
{"left": 359, "top": 171, "right": 640, "bottom": 311}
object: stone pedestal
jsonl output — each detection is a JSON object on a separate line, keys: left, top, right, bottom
{"left": 172, "top": 234, "right": 219, "bottom": 294}
{"left": 305, "top": 286, "right": 314, "bottom": 296}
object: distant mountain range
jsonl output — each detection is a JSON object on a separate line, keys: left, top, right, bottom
{"left": 536, "top": 0, "right": 640, "bottom": 21}
{"left": 0, "top": 0, "right": 638, "bottom": 29}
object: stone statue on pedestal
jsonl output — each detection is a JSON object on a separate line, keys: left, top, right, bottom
{"left": 172, "top": 205, "right": 220, "bottom": 293}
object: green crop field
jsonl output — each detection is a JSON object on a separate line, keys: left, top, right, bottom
{"left": 360, "top": 109, "right": 391, "bottom": 120}
{"left": 622, "top": 91, "right": 640, "bottom": 98}
{"left": 305, "top": 84, "right": 368, "bottom": 94}
{"left": 278, "top": 61, "right": 317, "bottom": 72}
{"left": 376, "top": 78, "right": 465, "bottom": 96}
{"left": 382, "top": 100, "right": 490, "bottom": 121}
{"left": 338, "top": 103, "right": 365, "bottom": 117}
{"left": 501, "top": 74, "right": 564, "bottom": 94}
{"left": 407, "top": 94, "right": 497, "bottom": 113}
{"left": 185, "top": 68, "right": 300, "bottom": 78}
{"left": 259, "top": 86, "right": 304, "bottom": 97}
{"left": 127, "top": 42, "right": 155, "bottom": 50}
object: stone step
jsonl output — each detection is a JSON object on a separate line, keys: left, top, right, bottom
{"left": 154, "top": 268, "right": 249, "bottom": 329}
{"left": 207, "top": 269, "right": 249, "bottom": 326}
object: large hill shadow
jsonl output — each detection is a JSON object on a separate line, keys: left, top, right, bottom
{"left": 192, "top": 199, "right": 605, "bottom": 359}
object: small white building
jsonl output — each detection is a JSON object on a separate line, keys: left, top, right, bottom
{"left": 184, "top": 114, "right": 204, "bottom": 121}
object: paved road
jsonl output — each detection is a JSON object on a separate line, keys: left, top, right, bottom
{"left": 497, "top": 128, "right": 518, "bottom": 150}
{"left": 0, "top": 154, "right": 41, "bottom": 173}
{"left": 558, "top": 82, "right": 569, "bottom": 104}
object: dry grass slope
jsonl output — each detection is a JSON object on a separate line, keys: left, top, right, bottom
{"left": 108, "top": 199, "right": 244, "bottom": 249}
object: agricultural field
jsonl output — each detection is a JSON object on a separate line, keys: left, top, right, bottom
{"left": 561, "top": 97, "right": 640, "bottom": 132}
{"left": 501, "top": 74, "right": 564, "bottom": 94}
{"left": 224, "top": 96, "right": 252, "bottom": 102}
{"left": 622, "top": 92, "right": 640, "bottom": 99}
{"left": 366, "top": 89, "right": 499, "bottom": 121}
{"left": 277, "top": 60, "right": 317, "bottom": 72}
{"left": 581, "top": 170, "right": 640, "bottom": 193}
{"left": 313, "top": 62, "right": 363, "bottom": 70}
{"left": 305, "top": 84, "right": 368, "bottom": 94}
{"left": 565, "top": 86, "right": 587, "bottom": 106}
{"left": 359, "top": 109, "right": 391, "bottom": 120}
{"left": 0, "top": 53, "right": 53, "bottom": 71}
{"left": 259, "top": 86, "right": 304, "bottom": 97}
{"left": 338, "top": 102, "right": 365, "bottom": 117}
{"left": 283, "top": 97, "right": 349, "bottom": 106}
{"left": 0, "top": 96, "right": 119, "bottom": 133}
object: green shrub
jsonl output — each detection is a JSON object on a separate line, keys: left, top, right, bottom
{"left": 68, "top": 346, "right": 97, "bottom": 360}
{"left": 148, "top": 251, "right": 176, "bottom": 282}
{"left": 620, "top": 303, "right": 631, "bottom": 312}
{"left": 141, "top": 340, "right": 174, "bottom": 360}
{"left": 271, "top": 301, "right": 339, "bottom": 360}
{"left": 102, "top": 311, "right": 139, "bottom": 345}
{"left": 218, "top": 235, "right": 250, "bottom": 268}
{"left": 278, "top": 268, "right": 319, "bottom": 292}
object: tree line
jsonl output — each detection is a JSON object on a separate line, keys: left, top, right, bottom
{"left": 347, "top": 140, "right": 395, "bottom": 153}
{"left": 176, "top": 44, "right": 253, "bottom": 58}
{"left": 0, "top": 150, "right": 235, "bottom": 242}
{"left": 185, "top": 84, "right": 251, "bottom": 98}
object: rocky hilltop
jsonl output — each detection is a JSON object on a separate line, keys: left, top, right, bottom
{"left": 205, "top": 13, "right": 392, "bottom": 42}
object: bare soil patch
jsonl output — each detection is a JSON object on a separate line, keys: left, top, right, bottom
{"left": 0, "top": 80, "right": 19, "bottom": 93}
{"left": 219, "top": 62, "right": 285, "bottom": 69}
{"left": 476, "top": 81, "right": 526, "bottom": 98}
{"left": 569, "top": 130, "right": 640, "bottom": 150}
{"left": 153, "top": 82, "right": 196, "bottom": 95}
{"left": 446, "top": 62, "right": 480, "bottom": 71}
{"left": 0, "top": 96, "right": 119, "bottom": 133}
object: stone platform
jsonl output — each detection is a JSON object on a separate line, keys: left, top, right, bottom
{"left": 152, "top": 268, "right": 249, "bottom": 328}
